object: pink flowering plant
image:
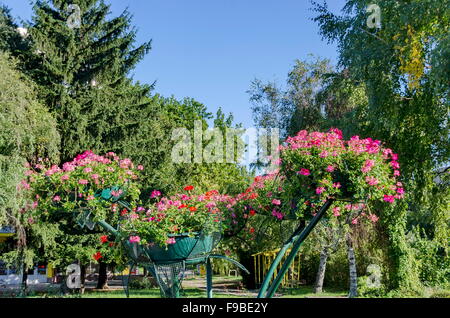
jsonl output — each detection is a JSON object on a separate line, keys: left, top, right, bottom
{"left": 240, "top": 128, "right": 404, "bottom": 223}
{"left": 119, "top": 187, "right": 237, "bottom": 247}
{"left": 23, "top": 151, "right": 142, "bottom": 222}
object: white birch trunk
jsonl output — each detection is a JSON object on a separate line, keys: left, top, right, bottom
{"left": 347, "top": 235, "right": 358, "bottom": 298}
{"left": 314, "top": 247, "right": 329, "bottom": 293}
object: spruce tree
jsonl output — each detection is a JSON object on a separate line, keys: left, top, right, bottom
{"left": 26, "top": 0, "right": 152, "bottom": 161}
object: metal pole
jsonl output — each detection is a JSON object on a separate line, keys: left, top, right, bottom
{"left": 206, "top": 258, "right": 213, "bottom": 298}
{"left": 257, "top": 221, "right": 306, "bottom": 298}
{"left": 264, "top": 199, "right": 333, "bottom": 298}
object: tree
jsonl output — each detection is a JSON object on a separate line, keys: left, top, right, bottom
{"left": 0, "top": 6, "right": 29, "bottom": 55}
{"left": 248, "top": 56, "right": 333, "bottom": 138}
{"left": 248, "top": 56, "right": 369, "bottom": 140}
{"left": 23, "top": 0, "right": 152, "bottom": 162}
{"left": 311, "top": 0, "right": 449, "bottom": 291}
{"left": 0, "top": 51, "right": 60, "bottom": 293}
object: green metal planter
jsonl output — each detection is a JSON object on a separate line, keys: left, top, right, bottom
{"left": 144, "top": 233, "right": 215, "bottom": 265}
{"left": 94, "top": 218, "right": 248, "bottom": 298}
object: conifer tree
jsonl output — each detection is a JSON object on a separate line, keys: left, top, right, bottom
{"left": 26, "top": 0, "right": 152, "bottom": 161}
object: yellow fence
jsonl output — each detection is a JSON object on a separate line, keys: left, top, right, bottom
{"left": 252, "top": 249, "right": 301, "bottom": 288}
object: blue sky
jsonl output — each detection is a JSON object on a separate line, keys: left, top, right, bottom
{"left": 2, "top": 0, "right": 345, "bottom": 128}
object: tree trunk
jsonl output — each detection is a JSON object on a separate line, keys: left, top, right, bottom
{"left": 346, "top": 235, "right": 358, "bottom": 298}
{"left": 314, "top": 247, "right": 329, "bottom": 293}
{"left": 80, "top": 264, "right": 86, "bottom": 294}
{"left": 237, "top": 251, "right": 256, "bottom": 289}
{"left": 96, "top": 262, "right": 108, "bottom": 289}
{"left": 20, "top": 262, "right": 28, "bottom": 296}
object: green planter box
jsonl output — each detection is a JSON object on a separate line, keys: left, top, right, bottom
{"left": 143, "top": 233, "right": 215, "bottom": 264}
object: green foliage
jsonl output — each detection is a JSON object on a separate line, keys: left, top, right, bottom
{"left": 248, "top": 56, "right": 333, "bottom": 137}
{"left": 23, "top": 0, "right": 152, "bottom": 162}
{"left": 311, "top": 0, "right": 449, "bottom": 291}
{"left": 0, "top": 51, "right": 60, "bottom": 270}
{"left": 0, "top": 52, "right": 59, "bottom": 161}
{"left": 408, "top": 227, "right": 450, "bottom": 287}
{"left": 128, "top": 276, "right": 157, "bottom": 290}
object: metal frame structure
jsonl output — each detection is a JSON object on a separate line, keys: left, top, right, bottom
{"left": 78, "top": 191, "right": 334, "bottom": 298}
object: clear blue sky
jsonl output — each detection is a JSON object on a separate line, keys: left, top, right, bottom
{"left": 2, "top": 0, "right": 345, "bottom": 128}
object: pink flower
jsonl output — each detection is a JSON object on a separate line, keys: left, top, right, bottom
{"left": 166, "top": 237, "right": 176, "bottom": 244}
{"left": 326, "top": 165, "right": 335, "bottom": 172}
{"left": 20, "top": 180, "right": 30, "bottom": 190}
{"left": 61, "top": 174, "right": 69, "bottom": 181}
{"left": 332, "top": 182, "right": 342, "bottom": 189}
{"left": 332, "top": 207, "right": 341, "bottom": 216}
{"left": 90, "top": 174, "right": 99, "bottom": 179}
{"left": 329, "top": 128, "right": 343, "bottom": 139}
{"left": 297, "top": 168, "right": 311, "bottom": 176}
{"left": 272, "top": 199, "right": 281, "bottom": 206}
{"left": 129, "top": 236, "right": 141, "bottom": 243}
{"left": 390, "top": 161, "right": 400, "bottom": 169}
{"left": 391, "top": 153, "right": 398, "bottom": 161}
{"left": 319, "top": 151, "right": 329, "bottom": 158}
{"left": 365, "top": 175, "right": 379, "bottom": 186}
{"left": 351, "top": 218, "right": 358, "bottom": 225}
{"left": 107, "top": 167, "right": 115, "bottom": 172}
{"left": 396, "top": 187, "right": 404, "bottom": 195}
{"left": 137, "top": 165, "right": 144, "bottom": 171}
{"left": 53, "top": 195, "right": 61, "bottom": 202}
{"left": 63, "top": 163, "right": 75, "bottom": 172}
{"left": 369, "top": 214, "right": 379, "bottom": 223}
{"left": 394, "top": 170, "right": 400, "bottom": 176}
{"left": 86, "top": 195, "right": 95, "bottom": 201}
{"left": 272, "top": 209, "right": 284, "bottom": 220}
{"left": 315, "top": 187, "right": 326, "bottom": 194}
{"left": 78, "top": 179, "right": 88, "bottom": 185}
{"left": 150, "top": 190, "right": 161, "bottom": 199}
{"left": 83, "top": 167, "right": 93, "bottom": 173}
{"left": 383, "top": 195, "right": 395, "bottom": 203}
{"left": 361, "top": 159, "right": 375, "bottom": 173}
{"left": 32, "top": 201, "right": 38, "bottom": 209}
{"left": 111, "top": 190, "right": 123, "bottom": 197}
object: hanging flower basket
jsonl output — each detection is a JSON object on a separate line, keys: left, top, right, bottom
{"left": 23, "top": 151, "right": 142, "bottom": 222}
{"left": 233, "top": 128, "right": 404, "bottom": 223}
{"left": 141, "top": 233, "right": 216, "bottom": 264}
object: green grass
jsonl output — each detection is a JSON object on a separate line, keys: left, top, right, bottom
{"left": 277, "top": 286, "right": 347, "bottom": 298}
{"left": 81, "top": 288, "right": 244, "bottom": 298}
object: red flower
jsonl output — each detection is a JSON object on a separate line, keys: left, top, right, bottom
{"left": 108, "top": 242, "right": 115, "bottom": 247}
{"left": 93, "top": 252, "right": 102, "bottom": 261}
{"left": 189, "top": 206, "right": 197, "bottom": 212}
{"left": 121, "top": 209, "right": 128, "bottom": 216}
{"left": 249, "top": 227, "right": 255, "bottom": 234}
{"left": 249, "top": 209, "right": 256, "bottom": 216}
{"left": 178, "top": 204, "right": 188, "bottom": 209}
{"left": 100, "top": 235, "right": 108, "bottom": 244}
{"left": 184, "top": 185, "right": 194, "bottom": 191}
